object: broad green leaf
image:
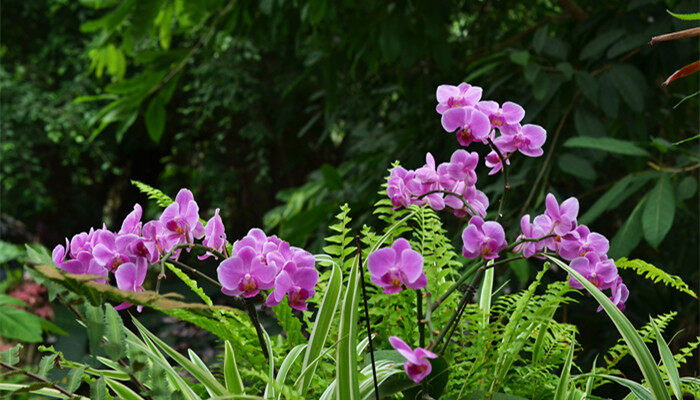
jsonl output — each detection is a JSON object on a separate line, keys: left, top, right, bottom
{"left": 224, "top": 341, "right": 245, "bottom": 394}
{"left": 299, "top": 261, "right": 342, "bottom": 395}
{"left": 336, "top": 254, "right": 361, "bottom": 400}
{"left": 556, "top": 62, "right": 574, "bottom": 80}
{"left": 533, "top": 72, "right": 550, "bottom": 101}
{"left": 545, "top": 255, "right": 670, "bottom": 400}
{"left": 676, "top": 176, "right": 697, "bottom": 201}
{"left": 610, "top": 197, "right": 647, "bottom": 258}
{"left": 598, "top": 73, "right": 620, "bottom": 118}
{"left": 532, "top": 26, "right": 548, "bottom": 54}
{"left": 574, "top": 107, "right": 604, "bottom": 137}
{"left": 0, "top": 294, "right": 26, "bottom": 307}
{"left": 307, "top": 0, "right": 328, "bottom": 24}
{"left": 558, "top": 153, "right": 596, "bottom": 180}
{"left": 579, "top": 29, "right": 625, "bottom": 60}
{"left": 667, "top": 10, "right": 700, "bottom": 20}
{"left": 607, "top": 33, "right": 647, "bottom": 59}
{"left": 321, "top": 164, "right": 343, "bottom": 191}
{"left": 580, "top": 173, "right": 656, "bottom": 225}
{"left": 609, "top": 64, "right": 647, "bottom": 112}
{"left": 25, "top": 244, "right": 54, "bottom": 266}
{"left": 563, "top": 137, "right": 648, "bottom": 156}
{"left": 642, "top": 176, "right": 675, "bottom": 248}
{"left": 510, "top": 50, "right": 530, "bottom": 66}
{"left": 649, "top": 318, "right": 682, "bottom": 399}
{"left": 575, "top": 72, "right": 598, "bottom": 105}
{"left": 0, "top": 305, "right": 43, "bottom": 342}
{"left": 145, "top": 97, "right": 166, "bottom": 143}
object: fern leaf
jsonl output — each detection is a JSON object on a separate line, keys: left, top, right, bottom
{"left": 616, "top": 258, "right": 697, "bottom": 298}
{"left": 166, "top": 263, "right": 213, "bottom": 306}
{"left": 131, "top": 180, "right": 173, "bottom": 208}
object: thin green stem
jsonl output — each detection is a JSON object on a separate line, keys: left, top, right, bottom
{"left": 429, "top": 260, "right": 484, "bottom": 313}
{"left": 157, "top": 243, "right": 226, "bottom": 293}
{"left": 0, "top": 361, "right": 73, "bottom": 397}
{"left": 168, "top": 259, "right": 222, "bottom": 289}
{"left": 486, "top": 137, "right": 510, "bottom": 222}
{"left": 356, "top": 236, "right": 379, "bottom": 400}
{"left": 417, "top": 289, "right": 425, "bottom": 348}
{"left": 431, "top": 267, "right": 484, "bottom": 352}
{"left": 244, "top": 300, "right": 270, "bottom": 362}
{"left": 504, "top": 234, "right": 557, "bottom": 253}
{"left": 478, "top": 255, "right": 525, "bottom": 271}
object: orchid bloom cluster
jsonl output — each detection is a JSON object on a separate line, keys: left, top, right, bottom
{"left": 387, "top": 150, "right": 489, "bottom": 218}
{"left": 437, "top": 82, "right": 546, "bottom": 173}
{"left": 52, "top": 189, "right": 226, "bottom": 311}
{"left": 217, "top": 228, "right": 318, "bottom": 311}
{"left": 379, "top": 82, "right": 630, "bottom": 385}
{"left": 513, "top": 193, "right": 629, "bottom": 310}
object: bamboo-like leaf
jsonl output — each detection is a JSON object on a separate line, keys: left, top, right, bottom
{"left": 124, "top": 326, "right": 201, "bottom": 400}
{"left": 336, "top": 253, "right": 361, "bottom": 399}
{"left": 554, "top": 335, "right": 576, "bottom": 400}
{"left": 299, "top": 261, "right": 343, "bottom": 395}
{"left": 270, "top": 344, "right": 306, "bottom": 400}
{"left": 105, "top": 378, "right": 146, "bottom": 400}
{"left": 545, "top": 255, "right": 670, "bottom": 400}
{"left": 0, "top": 383, "right": 88, "bottom": 399}
{"left": 188, "top": 349, "right": 221, "bottom": 397}
{"left": 224, "top": 341, "right": 245, "bottom": 394}
{"left": 263, "top": 330, "right": 276, "bottom": 398}
{"left": 131, "top": 317, "right": 228, "bottom": 397}
{"left": 649, "top": 317, "right": 682, "bottom": 399}
{"left": 585, "top": 355, "right": 598, "bottom": 396}
{"left": 479, "top": 261, "right": 495, "bottom": 327}
{"left": 577, "top": 374, "right": 653, "bottom": 400}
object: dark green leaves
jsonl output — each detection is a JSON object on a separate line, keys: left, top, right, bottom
{"left": 144, "top": 97, "right": 166, "bottom": 143}
{"left": 0, "top": 305, "right": 43, "bottom": 342}
{"left": 610, "top": 197, "right": 646, "bottom": 259}
{"left": 609, "top": 64, "right": 647, "bottom": 113}
{"left": 642, "top": 175, "right": 675, "bottom": 248}
{"left": 558, "top": 153, "right": 595, "bottom": 180}
{"left": 563, "top": 137, "right": 648, "bottom": 156}
{"left": 579, "top": 29, "right": 625, "bottom": 60}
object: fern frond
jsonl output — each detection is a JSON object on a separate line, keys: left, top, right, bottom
{"left": 616, "top": 257, "right": 697, "bottom": 298}
{"left": 131, "top": 180, "right": 173, "bottom": 208}
{"left": 604, "top": 311, "right": 677, "bottom": 369}
{"left": 165, "top": 263, "right": 213, "bottom": 306}
{"left": 674, "top": 336, "right": 700, "bottom": 366}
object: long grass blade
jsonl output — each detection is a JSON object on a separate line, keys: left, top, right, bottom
{"left": 545, "top": 255, "right": 670, "bottom": 400}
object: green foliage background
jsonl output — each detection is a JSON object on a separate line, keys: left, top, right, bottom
{"left": 1, "top": 0, "right": 698, "bottom": 388}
